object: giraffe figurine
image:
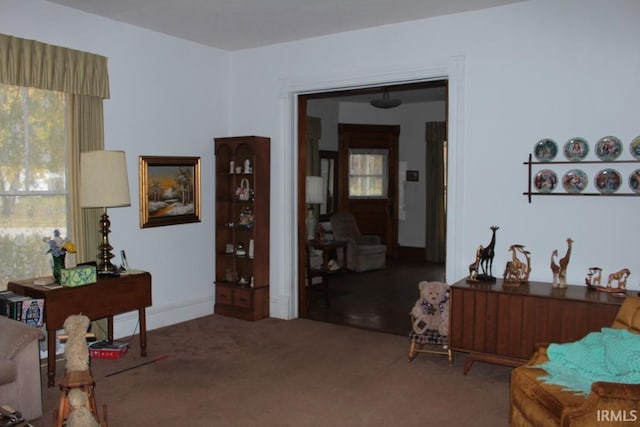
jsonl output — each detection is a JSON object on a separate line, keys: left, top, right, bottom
{"left": 468, "top": 245, "right": 483, "bottom": 280}
{"left": 550, "top": 249, "right": 560, "bottom": 287}
{"left": 503, "top": 244, "right": 529, "bottom": 284}
{"left": 479, "top": 226, "right": 499, "bottom": 278}
{"left": 521, "top": 246, "right": 531, "bottom": 282}
{"left": 557, "top": 238, "right": 573, "bottom": 288}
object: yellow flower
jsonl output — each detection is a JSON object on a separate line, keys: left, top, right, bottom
{"left": 62, "top": 240, "right": 77, "bottom": 253}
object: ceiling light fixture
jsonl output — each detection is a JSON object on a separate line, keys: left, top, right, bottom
{"left": 370, "top": 89, "right": 402, "bottom": 109}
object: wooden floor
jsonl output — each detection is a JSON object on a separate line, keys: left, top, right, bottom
{"left": 303, "top": 258, "right": 445, "bottom": 336}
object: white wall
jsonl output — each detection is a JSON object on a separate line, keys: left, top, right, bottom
{"left": 3, "top": 0, "right": 639, "bottom": 330}
{"left": 1, "top": 0, "right": 231, "bottom": 337}
{"left": 230, "top": 0, "right": 640, "bottom": 319}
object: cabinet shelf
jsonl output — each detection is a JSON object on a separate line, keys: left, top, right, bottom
{"left": 214, "top": 136, "right": 270, "bottom": 321}
{"left": 523, "top": 153, "right": 640, "bottom": 203}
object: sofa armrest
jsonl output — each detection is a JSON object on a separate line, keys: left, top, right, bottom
{"left": 526, "top": 343, "right": 550, "bottom": 366}
{"left": 0, "top": 316, "right": 42, "bottom": 359}
{"left": 561, "top": 382, "right": 640, "bottom": 427}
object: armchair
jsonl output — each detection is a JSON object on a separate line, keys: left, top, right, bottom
{"left": 510, "top": 296, "right": 640, "bottom": 426}
{"left": 330, "top": 212, "right": 386, "bottom": 272}
{"left": 0, "top": 315, "right": 43, "bottom": 421}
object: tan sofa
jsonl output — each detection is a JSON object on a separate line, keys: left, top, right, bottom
{"left": 0, "top": 315, "right": 43, "bottom": 421}
{"left": 510, "top": 296, "right": 640, "bottom": 427}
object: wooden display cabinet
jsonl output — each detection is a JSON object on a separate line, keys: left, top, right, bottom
{"left": 214, "top": 136, "right": 270, "bottom": 320}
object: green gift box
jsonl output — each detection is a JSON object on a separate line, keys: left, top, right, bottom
{"left": 60, "top": 266, "right": 97, "bottom": 287}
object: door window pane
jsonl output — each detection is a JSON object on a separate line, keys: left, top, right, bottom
{"left": 348, "top": 149, "right": 388, "bottom": 198}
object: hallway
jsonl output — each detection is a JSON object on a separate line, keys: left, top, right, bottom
{"left": 303, "top": 258, "right": 446, "bottom": 336}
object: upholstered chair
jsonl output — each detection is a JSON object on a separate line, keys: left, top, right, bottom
{"left": 510, "top": 296, "right": 640, "bottom": 427}
{"left": 329, "top": 213, "right": 386, "bottom": 272}
{"left": 0, "top": 315, "right": 43, "bottom": 421}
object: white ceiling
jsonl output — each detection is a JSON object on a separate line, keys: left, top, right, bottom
{"left": 45, "top": 0, "right": 525, "bottom": 51}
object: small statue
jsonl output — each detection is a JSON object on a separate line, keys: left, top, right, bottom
{"left": 478, "top": 226, "right": 499, "bottom": 280}
{"left": 244, "top": 159, "right": 252, "bottom": 174}
{"left": 550, "top": 249, "right": 560, "bottom": 287}
{"left": 557, "top": 238, "right": 573, "bottom": 288}
{"left": 503, "top": 244, "right": 531, "bottom": 285}
{"left": 607, "top": 268, "right": 631, "bottom": 290}
{"left": 585, "top": 267, "right": 602, "bottom": 288}
{"left": 468, "top": 245, "right": 482, "bottom": 281}
{"left": 586, "top": 267, "right": 629, "bottom": 294}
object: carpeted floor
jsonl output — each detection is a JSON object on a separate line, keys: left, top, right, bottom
{"left": 33, "top": 315, "right": 512, "bottom": 426}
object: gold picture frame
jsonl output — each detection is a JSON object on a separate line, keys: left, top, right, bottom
{"left": 139, "top": 156, "right": 201, "bottom": 228}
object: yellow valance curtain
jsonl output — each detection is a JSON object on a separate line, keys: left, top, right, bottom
{"left": 0, "top": 33, "right": 110, "bottom": 99}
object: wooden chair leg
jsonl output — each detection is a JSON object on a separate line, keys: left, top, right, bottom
{"left": 101, "top": 403, "right": 108, "bottom": 427}
{"left": 408, "top": 341, "right": 420, "bottom": 361}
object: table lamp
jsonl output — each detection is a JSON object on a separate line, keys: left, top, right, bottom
{"left": 80, "top": 150, "right": 131, "bottom": 275}
{"left": 305, "top": 176, "right": 324, "bottom": 240}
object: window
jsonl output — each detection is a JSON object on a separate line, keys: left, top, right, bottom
{"left": 0, "top": 84, "right": 68, "bottom": 288}
{"left": 348, "top": 149, "right": 388, "bottom": 198}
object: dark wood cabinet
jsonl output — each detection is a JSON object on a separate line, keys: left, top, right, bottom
{"left": 214, "top": 136, "right": 270, "bottom": 320}
{"left": 449, "top": 279, "right": 623, "bottom": 374}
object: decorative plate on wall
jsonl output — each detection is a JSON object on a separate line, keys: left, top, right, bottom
{"left": 562, "top": 169, "right": 588, "bottom": 193}
{"left": 534, "top": 138, "right": 558, "bottom": 161}
{"left": 629, "top": 169, "right": 640, "bottom": 194}
{"left": 595, "top": 136, "right": 622, "bottom": 161}
{"left": 563, "top": 137, "right": 589, "bottom": 161}
{"left": 595, "top": 168, "right": 622, "bottom": 194}
{"left": 534, "top": 169, "right": 557, "bottom": 193}
{"left": 630, "top": 136, "right": 640, "bottom": 160}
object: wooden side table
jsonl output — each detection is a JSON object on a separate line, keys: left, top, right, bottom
{"left": 309, "top": 239, "right": 348, "bottom": 272}
{"left": 305, "top": 240, "right": 348, "bottom": 310}
{"left": 8, "top": 272, "right": 152, "bottom": 387}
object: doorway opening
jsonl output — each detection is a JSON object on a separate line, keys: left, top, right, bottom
{"left": 297, "top": 80, "right": 449, "bottom": 335}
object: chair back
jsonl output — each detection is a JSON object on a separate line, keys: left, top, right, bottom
{"left": 611, "top": 296, "right": 640, "bottom": 333}
{"left": 330, "top": 213, "right": 362, "bottom": 241}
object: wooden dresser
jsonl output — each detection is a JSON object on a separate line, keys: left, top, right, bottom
{"left": 449, "top": 278, "right": 624, "bottom": 374}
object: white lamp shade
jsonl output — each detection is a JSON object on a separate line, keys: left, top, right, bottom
{"left": 305, "top": 176, "right": 325, "bottom": 204}
{"left": 80, "top": 150, "right": 131, "bottom": 208}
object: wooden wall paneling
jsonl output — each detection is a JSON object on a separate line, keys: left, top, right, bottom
{"left": 461, "top": 289, "right": 476, "bottom": 350}
{"left": 496, "top": 293, "right": 511, "bottom": 356}
{"left": 472, "top": 290, "right": 487, "bottom": 352}
{"left": 484, "top": 291, "right": 499, "bottom": 355}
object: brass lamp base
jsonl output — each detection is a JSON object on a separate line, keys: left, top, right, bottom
{"left": 96, "top": 210, "right": 120, "bottom": 276}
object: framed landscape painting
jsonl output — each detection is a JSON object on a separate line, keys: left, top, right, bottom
{"left": 139, "top": 156, "right": 201, "bottom": 228}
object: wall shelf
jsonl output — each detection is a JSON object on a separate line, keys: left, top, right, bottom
{"left": 523, "top": 153, "right": 640, "bottom": 203}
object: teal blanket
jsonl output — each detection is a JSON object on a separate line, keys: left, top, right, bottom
{"left": 538, "top": 328, "right": 640, "bottom": 395}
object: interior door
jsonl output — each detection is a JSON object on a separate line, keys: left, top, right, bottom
{"left": 338, "top": 123, "right": 399, "bottom": 257}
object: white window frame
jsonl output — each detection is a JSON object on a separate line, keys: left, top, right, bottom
{"left": 348, "top": 148, "right": 389, "bottom": 199}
